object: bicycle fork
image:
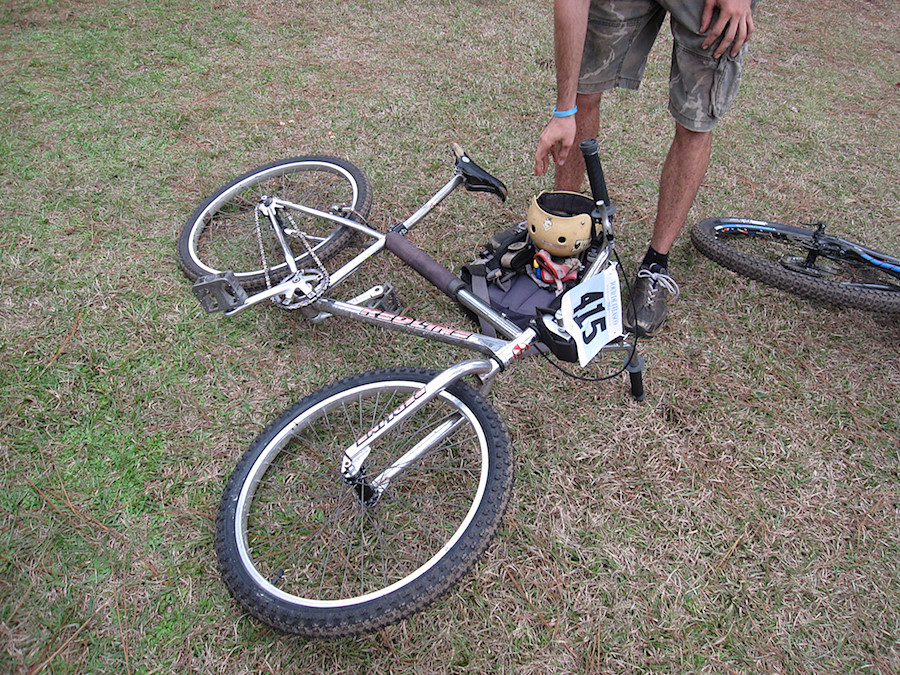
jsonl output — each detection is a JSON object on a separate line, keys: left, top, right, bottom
{"left": 340, "top": 359, "right": 497, "bottom": 506}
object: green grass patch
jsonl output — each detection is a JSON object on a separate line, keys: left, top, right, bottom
{"left": 1, "top": 0, "right": 898, "bottom": 672}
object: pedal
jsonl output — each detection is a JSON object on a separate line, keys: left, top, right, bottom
{"left": 192, "top": 272, "right": 249, "bottom": 313}
{"left": 369, "top": 283, "right": 402, "bottom": 313}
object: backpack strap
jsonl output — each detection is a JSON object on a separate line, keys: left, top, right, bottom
{"left": 461, "top": 260, "right": 497, "bottom": 337}
{"left": 531, "top": 250, "right": 582, "bottom": 292}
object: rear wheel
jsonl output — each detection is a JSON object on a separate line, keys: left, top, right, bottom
{"left": 691, "top": 217, "right": 900, "bottom": 314}
{"left": 216, "top": 368, "right": 514, "bottom": 637}
{"left": 178, "top": 156, "right": 372, "bottom": 292}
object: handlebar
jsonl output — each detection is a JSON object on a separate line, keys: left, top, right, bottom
{"left": 579, "top": 139, "right": 611, "bottom": 208}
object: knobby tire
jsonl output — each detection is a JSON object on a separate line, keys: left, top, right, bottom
{"left": 215, "top": 368, "right": 514, "bottom": 637}
{"left": 691, "top": 217, "right": 900, "bottom": 314}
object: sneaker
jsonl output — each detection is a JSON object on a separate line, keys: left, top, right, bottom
{"left": 624, "top": 263, "right": 680, "bottom": 338}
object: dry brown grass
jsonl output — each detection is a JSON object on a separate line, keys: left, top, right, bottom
{"left": 1, "top": 0, "right": 898, "bottom": 672}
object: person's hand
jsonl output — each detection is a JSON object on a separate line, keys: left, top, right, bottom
{"left": 534, "top": 115, "right": 576, "bottom": 176}
{"left": 700, "top": 0, "right": 754, "bottom": 58}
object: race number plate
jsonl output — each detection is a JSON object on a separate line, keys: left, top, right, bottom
{"left": 560, "top": 264, "right": 623, "bottom": 366}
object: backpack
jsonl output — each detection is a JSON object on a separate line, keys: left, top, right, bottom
{"left": 460, "top": 222, "right": 572, "bottom": 337}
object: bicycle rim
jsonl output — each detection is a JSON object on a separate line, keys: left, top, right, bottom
{"left": 217, "top": 369, "right": 513, "bottom": 636}
{"left": 179, "top": 157, "right": 370, "bottom": 291}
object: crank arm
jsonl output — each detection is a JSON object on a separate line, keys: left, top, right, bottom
{"left": 223, "top": 272, "right": 319, "bottom": 316}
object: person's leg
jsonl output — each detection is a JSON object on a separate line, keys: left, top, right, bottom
{"left": 650, "top": 122, "right": 712, "bottom": 255}
{"left": 624, "top": 122, "right": 708, "bottom": 337}
{"left": 625, "top": 0, "right": 754, "bottom": 337}
{"left": 557, "top": 0, "right": 665, "bottom": 191}
{"left": 554, "top": 91, "right": 603, "bottom": 192}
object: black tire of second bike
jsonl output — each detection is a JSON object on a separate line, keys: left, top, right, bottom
{"left": 691, "top": 217, "right": 900, "bottom": 314}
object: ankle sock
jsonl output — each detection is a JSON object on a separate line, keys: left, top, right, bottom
{"left": 642, "top": 246, "right": 669, "bottom": 271}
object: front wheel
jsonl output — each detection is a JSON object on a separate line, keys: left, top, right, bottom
{"left": 178, "top": 156, "right": 372, "bottom": 292}
{"left": 216, "top": 368, "right": 514, "bottom": 638}
{"left": 691, "top": 217, "right": 900, "bottom": 314}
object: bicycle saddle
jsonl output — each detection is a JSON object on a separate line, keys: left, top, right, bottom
{"left": 452, "top": 143, "right": 508, "bottom": 202}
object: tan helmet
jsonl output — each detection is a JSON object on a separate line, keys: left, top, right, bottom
{"left": 526, "top": 191, "right": 596, "bottom": 257}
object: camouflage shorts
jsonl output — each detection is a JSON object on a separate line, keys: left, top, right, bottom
{"left": 580, "top": 0, "right": 757, "bottom": 131}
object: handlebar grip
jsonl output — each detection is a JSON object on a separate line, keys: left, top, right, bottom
{"left": 579, "top": 139, "right": 610, "bottom": 207}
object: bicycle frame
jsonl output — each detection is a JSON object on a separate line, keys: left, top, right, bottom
{"left": 193, "top": 143, "right": 645, "bottom": 488}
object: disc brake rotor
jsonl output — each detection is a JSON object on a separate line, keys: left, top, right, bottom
{"left": 780, "top": 255, "right": 839, "bottom": 278}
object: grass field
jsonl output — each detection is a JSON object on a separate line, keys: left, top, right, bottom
{"left": 2, "top": 0, "right": 898, "bottom": 672}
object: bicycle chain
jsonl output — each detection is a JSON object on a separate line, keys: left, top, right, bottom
{"left": 285, "top": 210, "right": 330, "bottom": 289}
{"left": 253, "top": 203, "right": 337, "bottom": 308}
{"left": 253, "top": 206, "right": 273, "bottom": 290}
{"left": 279, "top": 209, "right": 331, "bottom": 308}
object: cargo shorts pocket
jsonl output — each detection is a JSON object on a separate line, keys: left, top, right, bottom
{"left": 670, "top": 42, "right": 746, "bottom": 129}
{"left": 710, "top": 48, "right": 746, "bottom": 119}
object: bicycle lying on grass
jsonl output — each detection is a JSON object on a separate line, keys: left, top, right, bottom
{"left": 179, "top": 140, "right": 646, "bottom": 637}
{"left": 691, "top": 218, "right": 900, "bottom": 314}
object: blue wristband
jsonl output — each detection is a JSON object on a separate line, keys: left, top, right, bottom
{"left": 552, "top": 105, "right": 578, "bottom": 118}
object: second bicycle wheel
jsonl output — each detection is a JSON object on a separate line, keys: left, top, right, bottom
{"left": 216, "top": 368, "right": 514, "bottom": 638}
{"left": 691, "top": 217, "right": 900, "bottom": 314}
{"left": 178, "top": 156, "right": 372, "bottom": 292}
